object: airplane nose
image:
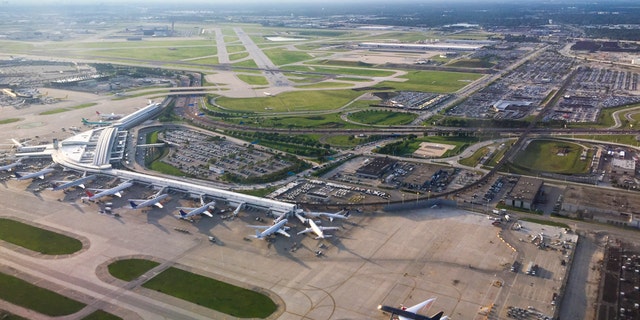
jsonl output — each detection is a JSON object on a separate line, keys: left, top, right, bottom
{"left": 377, "top": 305, "right": 383, "bottom": 310}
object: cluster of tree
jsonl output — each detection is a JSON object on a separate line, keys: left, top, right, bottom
{"left": 93, "top": 63, "right": 178, "bottom": 78}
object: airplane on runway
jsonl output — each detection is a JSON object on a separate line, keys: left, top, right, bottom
{"left": 14, "top": 167, "right": 55, "bottom": 180}
{"left": 0, "top": 159, "right": 21, "bottom": 172}
{"left": 130, "top": 193, "right": 169, "bottom": 210}
{"left": 377, "top": 297, "right": 447, "bottom": 320}
{"left": 51, "top": 174, "right": 97, "bottom": 191}
{"left": 84, "top": 181, "right": 134, "bottom": 201}
{"left": 295, "top": 212, "right": 339, "bottom": 239}
{"left": 297, "top": 208, "right": 349, "bottom": 222}
{"left": 96, "top": 111, "right": 124, "bottom": 120}
{"left": 249, "top": 218, "right": 290, "bottom": 239}
{"left": 81, "top": 118, "right": 111, "bottom": 126}
{"left": 175, "top": 199, "right": 215, "bottom": 220}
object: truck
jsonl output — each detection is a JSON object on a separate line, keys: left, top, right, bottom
{"left": 525, "top": 261, "right": 534, "bottom": 275}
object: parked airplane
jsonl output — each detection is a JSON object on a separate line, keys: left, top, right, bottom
{"left": 232, "top": 202, "right": 245, "bottom": 217}
{"left": 377, "top": 298, "right": 447, "bottom": 320}
{"left": 295, "top": 212, "right": 339, "bottom": 239}
{"left": 84, "top": 181, "right": 134, "bottom": 201}
{"left": 298, "top": 209, "right": 349, "bottom": 222}
{"left": 175, "top": 200, "right": 215, "bottom": 220}
{"left": 51, "top": 174, "right": 97, "bottom": 191}
{"left": 96, "top": 111, "right": 124, "bottom": 120}
{"left": 130, "top": 193, "right": 169, "bottom": 210}
{"left": 249, "top": 219, "right": 290, "bottom": 239}
{"left": 81, "top": 118, "right": 111, "bottom": 126}
{"left": 14, "top": 168, "right": 55, "bottom": 181}
{"left": 0, "top": 159, "right": 21, "bottom": 172}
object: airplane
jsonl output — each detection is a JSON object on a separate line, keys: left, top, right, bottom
{"left": 377, "top": 298, "right": 447, "bottom": 320}
{"left": 96, "top": 111, "right": 123, "bottom": 120}
{"left": 298, "top": 209, "right": 349, "bottom": 222}
{"left": 84, "top": 181, "right": 134, "bottom": 201}
{"left": 295, "top": 212, "right": 339, "bottom": 239}
{"left": 263, "top": 92, "right": 273, "bottom": 96}
{"left": 232, "top": 202, "right": 245, "bottom": 217}
{"left": 81, "top": 118, "right": 111, "bottom": 126}
{"left": 51, "top": 174, "right": 97, "bottom": 191}
{"left": 249, "top": 218, "right": 290, "bottom": 239}
{"left": 14, "top": 168, "right": 55, "bottom": 181}
{"left": 0, "top": 159, "right": 22, "bottom": 172}
{"left": 175, "top": 199, "right": 215, "bottom": 220}
{"left": 129, "top": 193, "right": 169, "bottom": 210}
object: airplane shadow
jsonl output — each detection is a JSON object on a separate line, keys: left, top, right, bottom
{"left": 143, "top": 209, "right": 170, "bottom": 234}
{"left": 274, "top": 237, "right": 311, "bottom": 269}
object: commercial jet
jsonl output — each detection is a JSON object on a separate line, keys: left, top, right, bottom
{"left": 51, "top": 174, "right": 97, "bottom": 191}
{"left": 249, "top": 218, "right": 290, "bottom": 239}
{"left": 129, "top": 193, "right": 169, "bottom": 210}
{"left": 377, "top": 297, "right": 447, "bottom": 320}
{"left": 96, "top": 111, "right": 123, "bottom": 120}
{"left": 84, "top": 181, "right": 134, "bottom": 201}
{"left": 81, "top": 118, "right": 111, "bottom": 126}
{"left": 298, "top": 209, "right": 349, "bottom": 222}
{"left": 295, "top": 212, "right": 339, "bottom": 239}
{"left": 0, "top": 159, "right": 21, "bottom": 172}
{"left": 14, "top": 168, "right": 55, "bottom": 181}
{"left": 175, "top": 199, "right": 215, "bottom": 220}
{"left": 232, "top": 202, "right": 245, "bottom": 217}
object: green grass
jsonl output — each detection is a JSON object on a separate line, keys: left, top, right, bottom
{"left": 214, "top": 90, "right": 363, "bottom": 113}
{"left": 70, "top": 103, "right": 98, "bottom": 110}
{"left": 348, "top": 110, "right": 417, "bottom": 125}
{"left": 82, "top": 310, "right": 123, "bottom": 320}
{"left": 0, "top": 272, "right": 86, "bottom": 316}
{"left": 520, "top": 217, "right": 570, "bottom": 229}
{"left": 87, "top": 46, "right": 217, "bottom": 61}
{"left": 232, "top": 59, "right": 259, "bottom": 69}
{"left": 446, "top": 59, "right": 495, "bottom": 68}
{"left": 237, "top": 74, "right": 269, "bottom": 86}
{"left": 0, "top": 218, "right": 83, "bottom": 255}
{"left": 512, "top": 139, "right": 591, "bottom": 174}
{"left": 108, "top": 259, "right": 160, "bottom": 282}
{"left": 149, "top": 161, "right": 185, "bottom": 176}
{"left": 230, "top": 113, "right": 362, "bottom": 129}
{"left": 459, "top": 146, "right": 489, "bottom": 167}
{"left": 228, "top": 52, "right": 250, "bottom": 61}
{"left": 0, "top": 118, "right": 21, "bottom": 125}
{"left": 282, "top": 65, "right": 394, "bottom": 77}
{"left": 485, "top": 140, "right": 515, "bottom": 167}
{"left": 377, "top": 135, "right": 479, "bottom": 157}
{"left": 226, "top": 45, "right": 246, "bottom": 53}
{"left": 373, "top": 70, "right": 482, "bottom": 93}
{"left": 263, "top": 48, "right": 312, "bottom": 65}
{"left": 571, "top": 134, "right": 640, "bottom": 146}
{"left": 142, "top": 267, "right": 277, "bottom": 318}
{"left": 295, "top": 81, "right": 354, "bottom": 89}
{"left": 324, "top": 135, "right": 368, "bottom": 147}
{"left": 235, "top": 186, "right": 278, "bottom": 197}
{"left": 39, "top": 108, "right": 69, "bottom": 115}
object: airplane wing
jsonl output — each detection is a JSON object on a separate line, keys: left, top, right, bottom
{"left": 201, "top": 211, "right": 213, "bottom": 217}
{"left": 297, "top": 228, "right": 313, "bottom": 235}
{"left": 276, "top": 229, "right": 291, "bottom": 237}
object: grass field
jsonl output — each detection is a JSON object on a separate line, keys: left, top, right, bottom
{"left": 143, "top": 267, "right": 277, "bottom": 318}
{"left": 0, "top": 218, "right": 83, "bottom": 255}
{"left": 228, "top": 52, "right": 250, "bottom": 61}
{"left": 263, "top": 48, "right": 312, "bottom": 65}
{"left": 87, "top": 46, "right": 217, "bottom": 61}
{"left": 39, "top": 103, "right": 98, "bottom": 115}
{"left": 324, "top": 135, "right": 369, "bottom": 147}
{"left": 0, "top": 118, "right": 22, "bottom": 125}
{"left": 108, "top": 259, "right": 160, "bottom": 282}
{"left": 283, "top": 65, "right": 395, "bottom": 77}
{"left": 459, "top": 146, "right": 489, "bottom": 167}
{"left": 236, "top": 74, "right": 269, "bottom": 86}
{"left": 0, "top": 311, "right": 28, "bottom": 320}
{"left": 214, "top": 90, "right": 363, "bottom": 112}
{"left": 295, "top": 81, "right": 354, "bottom": 89}
{"left": 82, "top": 310, "right": 122, "bottom": 320}
{"left": 149, "top": 160, "right": 185, "bottom": 176}
{"left": 227, "top": 113, "right": 362, "bottom": 129}
{"left": 226, "top": 45, "right": 246, "bottom": 53}
{"left": 0, "top": 272, "right": 86, "bottom": 316}
{"left": 377, "top": 135, "right": 478, "bottom": 157}
{"left": 572, "top": 134, "right": 640, "bottom": 146}
{"left": 235, "top": 186, "right": 278, "bottom": 197}
{"left": 513, "top": 139, "right": 591, "bottom": 174}
{"left": 232, "top": 59, "right": 259, "bottom": 69}
{"left": 348, "top": 110, "right": 417, "bottom": 125}
{"left": 373, "top": 70, "right": 482, "bottom": 93}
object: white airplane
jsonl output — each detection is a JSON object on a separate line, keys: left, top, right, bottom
{"left": 51, "top": 174, "right": 97, "bottom": 191}
{"left": 175, "top": 200, "right": 215, "bottom": 220}
{"left": 129, "top": 193, "right": 169, "bottom": 210}
{"left": 263, "top": 92, "right": 273, "bottom": 96}
{"left": 96, "top": 111, "right": 123, "bottom": 120}
{"left": 378, "top": 297, "right": 448, "bottom": 320}
{"left": 299, "top": 209, "right": 349, "bottom": 222}
{"left": 84, "top": 181, "right": 134, "bottom": 201}
{"left": 0, "top": 159, "right": 22, "bottom": 172}
{"left": 14, "top": 168, "right": 55, "bottom": 181}
{"left": 295, "top": 212, "right": 339, "bottom": 239}
{"left": 249, "top": 218, "right": 290, "bottom": 239}
{"left": 232, "top": 202, "right": 245, "bottom": 217}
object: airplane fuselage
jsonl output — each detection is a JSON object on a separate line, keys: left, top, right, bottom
{"left": 378, "top": 305, "right": 443, "bottom": 320}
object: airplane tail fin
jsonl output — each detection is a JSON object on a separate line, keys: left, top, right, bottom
{"left": 85, "top": 190, "right": 95, "bottom": 197}
{"left": 129, "top": 201, "right": 138, "bottom": 209}
{"left": 179, "top": 210, "right": 188, "bottom": 217}
{"left": 429, "top": 311, "right": 444, "bottom": 320}
{"left": 13, "top": 172, "right": 22, "bottom": 178}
